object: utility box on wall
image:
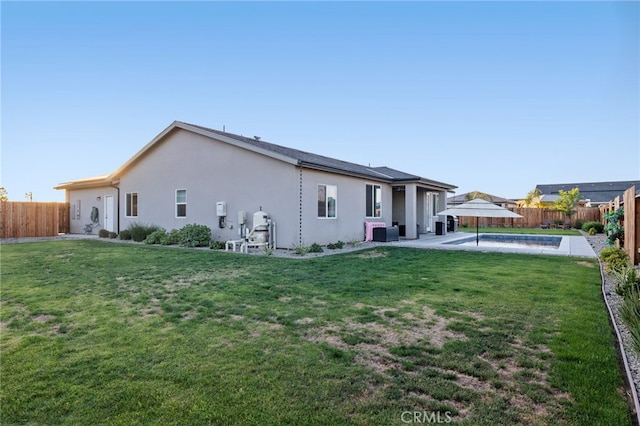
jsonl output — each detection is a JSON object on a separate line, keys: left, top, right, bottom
{"left": 216, "top": 201, "right": 227, "bottom": 217}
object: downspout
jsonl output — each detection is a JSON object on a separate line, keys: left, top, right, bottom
{"left": 110, "top": 182, "right": 120, "bottom": 234}
{"left": 298, "top": 165, "right": 303, "bottom": 246}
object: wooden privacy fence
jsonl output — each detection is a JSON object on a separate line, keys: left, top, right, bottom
{"left": 456, "top": 207, "right": 601, "bottom": 229}
{"left": 0, "top": 202, "right": 70, "bottom": 238}
{"left": 599, "top": 186, "right": 640, "bottom": 265}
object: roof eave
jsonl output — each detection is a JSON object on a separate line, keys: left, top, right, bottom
{"left": 299, "top": 161, "right": 394, "bottom": 183}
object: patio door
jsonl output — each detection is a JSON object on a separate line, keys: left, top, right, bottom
{"left": 424, "top": 192, "right": 439, "bottom": 233}
{"left": 104, "top": 195, "right": 115, "bottom": 232}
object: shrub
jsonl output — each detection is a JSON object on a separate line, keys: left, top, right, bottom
{"left": 574, "top": 219, "right": 584, "bottom": 230}
{"left": 178, "top": 224, "right": 211, "bottom": 247}
{"left": 604, "top": 207, "right": 625, "bottom": 247}
{"left": 128, "top": 222, "right": 162, "bottom": 242}
{"left": 161, "top": 229, "right": 181, "bottom": 245}
{"left": 98, "top": 229, "right": 110, "bottom": 238}
{"left": 210, "top": 241, "right": 225, "bottom": 250}
{"left": 144, "top": 229, "right": 167, "bottom": 245}
{"left": 620, "top": 285, "right": 640, "bottom": 354}
{"left": 119, "top": 229, "right": 132, "bottom": 240}
{"left": 588, "top": 227, "right": 597, "bottom": 236}
{"left": 599, "top": 246, "right": 629, "bottom": 273}
{"left": 309, "top": 243, "right": 324, "bottom": 253}
{"left": 327, "top": 240, "right": 345, "bottom": 250}
{"left": 612, "top": 266, "right": 640, "bottom": 296}
{"left": 582, "top": 221, "right": 604, "bottom": 234}
{"left": 293, "top": 244, "right": 309, "bottom": 256}
{"left": 109, "top": 232, "right": 118, "bottom": 239}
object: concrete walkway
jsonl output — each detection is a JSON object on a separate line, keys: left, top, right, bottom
{"left": 390, "top": 231, "right": 597, "bottom": 258}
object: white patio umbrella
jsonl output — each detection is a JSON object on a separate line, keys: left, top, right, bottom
{"left": 437, "top": 198, "right": 523, "bottom": 246}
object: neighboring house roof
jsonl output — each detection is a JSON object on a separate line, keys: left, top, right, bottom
{"left": 447, "top": 192, "right": 516, "bottom": 206}
{"left": 535, "top": 181, "right": 640, "bottom": 205}
{"left": 55, "top": 121, "right": 457, "bottom": 191}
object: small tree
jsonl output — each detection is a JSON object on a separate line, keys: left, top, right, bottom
{"left": 465, "top": 191, "right": 492, "bottom": 202}
{"left": 553, "top": 188, "right": 581, "bottom": 222}
{"left": 0, "top": 187, "right": 8, "bottom": 201}
{"left": 522, "top": 188, "right": 542, "bottom": 207}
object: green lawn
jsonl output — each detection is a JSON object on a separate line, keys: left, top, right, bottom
{"left": 1, "top": 240, "right": 632, "bottom": 425}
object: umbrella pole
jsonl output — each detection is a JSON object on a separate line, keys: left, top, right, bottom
{"left": 476, "top": 217, "right": 479, "bottom": 246}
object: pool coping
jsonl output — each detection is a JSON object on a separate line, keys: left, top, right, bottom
{"left": 391, "top": 232, "right": 597, "bottom": 258}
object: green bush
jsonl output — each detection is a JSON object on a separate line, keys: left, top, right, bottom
{"left": 327, "top": 240, "right": 345, "bottom": 250}
{"left": 109, "top": 232, "right": 118, "bottom": 239}
{"left": 582, "top": 221, "right": 604, "bottom": 234}
{"left": 119, "top": 229, "right": 132, "bottom": 240}
{"left": 599, "top": 246, "right": 629, "bottom": 273}
{"left": 588, "top": 227, "right": 597, "bottom": 236}
{"left": 620, "top": 285, "right": 640, "bottom": 354}
{"left": 612, "top": 266, "right": 640, "bottom": 296}
{"left": 144, "top": 229, "right": 167, "bottom": 245}
{"left": 128, "top": 222, "right": 162, "bottom": 242}
{"left": 161, "top": 229, "right": 181, "bottom": 245}
{"left": 309, "top": 243, "right": 324, "bottom": 253}
{"left": 604, "top": 207, "right": 625, "bottom": 247}
{"left": 574, "top": 219, "right": 584, "bottom": 230}
{"left": 98, "top": 229, "right": 110, "bottom": 238}
{"left": 293, "top": 244, "right": 309, "bottom": 256}
{"left": 178, "top": 224, "right": 211, "bottom": 247}
{"left": 210, "top": 241, "right": 226, "bottom": 250}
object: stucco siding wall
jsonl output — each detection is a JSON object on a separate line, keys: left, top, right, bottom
{"left": 117, "top": 129, "right": 300, "bottom": 246}
{"left": 67, "top": 187, "right": 118, "bottom": 234}
{"left": 299, "top": 169, "right": 393, "bottom": 245}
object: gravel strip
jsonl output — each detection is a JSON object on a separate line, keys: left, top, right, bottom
{"left": 583, "top": 231, "right": 640, "bottom": 420}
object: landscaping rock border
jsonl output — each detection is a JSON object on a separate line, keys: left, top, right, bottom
{"left": 583, "top": 231, "right": 640, "bottom": 423}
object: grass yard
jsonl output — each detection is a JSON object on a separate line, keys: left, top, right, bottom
{"left": 1, "top": 240, "right": 633, "bottom": 425}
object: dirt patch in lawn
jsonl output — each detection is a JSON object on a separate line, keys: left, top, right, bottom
{"left": 303, "top": 304, "right": 569, "bottom": 423}
{"left": 576, "top": 260, "right": 595, "bottom": 268}
{"left": 33, "top": 314, "right": 55, "bottom": 323}
{"left": 354, "top": 250, "right": 387, "bottom": 259}
{"left": 303, "top": 304, "right": 466, "bottom": 373}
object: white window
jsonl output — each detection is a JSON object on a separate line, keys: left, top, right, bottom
{"left": 125, "top": 192, "right": 138, "bottom": 217}
{"left": 318, "top": 184, "right": 337, "bottom": 218}
{"left": 176, "top": 189, "right": 187, "bottom": 218}
{"left": 366, "top": 184, "right": 382, "bottom": 218}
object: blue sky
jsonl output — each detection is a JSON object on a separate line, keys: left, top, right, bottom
{"left": 2, "top": 1, "right": 639, "bottom": 202}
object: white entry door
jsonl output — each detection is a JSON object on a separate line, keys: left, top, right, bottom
{"left": 104, "top": 196, "right": 115, "bottom": 232}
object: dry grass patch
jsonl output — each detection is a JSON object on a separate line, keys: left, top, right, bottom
{"left": 32, "top": 314, "right": 55, "bottom": 323}
{"left": 354, "top": 250, "right": 387, "bottom": 259}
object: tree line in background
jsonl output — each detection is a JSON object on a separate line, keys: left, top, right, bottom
{"left": 0, "top": 187, "right": 34, "bottom": 202}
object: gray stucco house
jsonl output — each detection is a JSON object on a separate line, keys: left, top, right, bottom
{"left": 55, "top": 121, "right": 457, "bottom": 247}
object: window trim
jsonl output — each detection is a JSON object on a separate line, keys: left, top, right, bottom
{"left": 176, "top": 189, "right": 187, "bottom": 218}
{"left": 125, "top": 192, "right": 138, "bottom": 218}
{"left": 317, "top": 184, "right": 337, "bottom": 219}
{"left": 365, "top": 184, "right": 382, "bottom": 218}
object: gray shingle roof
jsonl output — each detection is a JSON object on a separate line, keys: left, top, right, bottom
{"left": 536, "top": 181, "right": 640, "bottom": 204}
{"left": 183, "top": 122, "right": 456, "bottom": 189}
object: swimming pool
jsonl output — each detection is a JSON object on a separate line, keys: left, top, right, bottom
{"left": 446, "top": 234, "right": 563, "bottom": 249}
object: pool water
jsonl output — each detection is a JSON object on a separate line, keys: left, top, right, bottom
{"left": 447, "top": 234, "right": 562, "bottom": 249}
